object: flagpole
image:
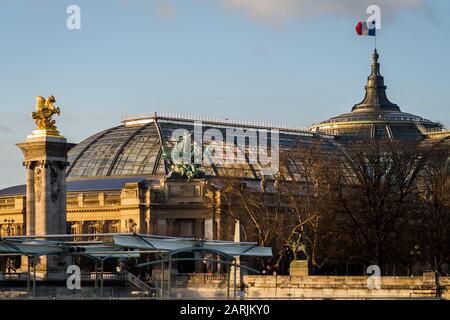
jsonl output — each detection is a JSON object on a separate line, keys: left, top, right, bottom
{"left": 374, "top": 20, "right": 377, "bottom": 50}
{"left": 375, "top": 32, "right": 377, "bottom": 50}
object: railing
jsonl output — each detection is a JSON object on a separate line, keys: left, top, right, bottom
{"left": 121, "top": 112, "right": 311, "bottom": 133}
{"left": 422, "top": 128, "right": 449, "bottom": 134}
{"left": 124, "top": 271, "right": 154, "bottom": 293}
{"left": 0, "top": 273, "right": 26, "bottom": 281}
{"left": 0, "top": 205, "right": 16, "bottom": 211}
{"left": 0, "top": 272, "right": 126, "bottom": 281}
{"left": 415, "top": 122, "right": 448, "bottom": 135}
{"left": 311, "top": 114, "right": 439, "bottom": 127}
{"left": 0, "top": 199, "right": 15, "bottom": 205}
{"left": 416, "top": 122, "right": 429, "bottom": 134}
{"left": 169, "top": 273, "right": 227, "bottom": 284}
{"left": 204, "top": 273, "right": 227, "bottom": 282}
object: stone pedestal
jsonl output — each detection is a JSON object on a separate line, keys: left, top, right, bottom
{"left": 16, "top": 134, "right": 75, "bottom": 272}
{"left": 289, "top": 260, "right": 309, "bottom": 277}
{"left": 230, "top": 220, "right": 244, "bottom": 285}
{"left": 423, "top": 271, "right": 439, "bottom": 286}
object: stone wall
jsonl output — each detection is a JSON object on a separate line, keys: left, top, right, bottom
{"left": 243, "top": 273, "right": 450, "bottom": 299}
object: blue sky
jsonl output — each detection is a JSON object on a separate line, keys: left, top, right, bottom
{"left": 0, "top": 0, "right": 449, "bottom": 188}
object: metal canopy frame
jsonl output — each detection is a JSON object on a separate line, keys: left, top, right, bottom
{"left": 0, "top": 233, "right": 272, "bottom": 299}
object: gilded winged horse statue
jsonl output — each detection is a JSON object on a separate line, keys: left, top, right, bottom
{"left": 32, "top": 95, "right": 61, "bottom": 134}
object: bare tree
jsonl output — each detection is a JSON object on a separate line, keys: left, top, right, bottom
{"left": 414, "top": 142, "right": 450, "bottom": 272}
{"left": 218, "top": 140, "right": 338, "bottom": 272}
{"left": 219, "top": 178, "right": 285, "bottom": 269}
{"left": 216, "top": 137, "right": 450, "bottom": 275}
{"left": 324, "top": 139, "right": 429, "bottom": 271}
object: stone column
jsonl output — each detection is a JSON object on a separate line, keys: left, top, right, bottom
{"left": 157, "top": 218, "right": 167, "bottom": 235}
{"left": 231, "top": 220, "right": 244, "bottom": 286}
{"left": 17, "top": 134, "right": 75, "bottom": 272}
{"left": 204, "top": 218, "right": 213, "bottom": 240}
{"left": 25, "top": 162, "right": 36, "bottom": 235}
{"left": 194, "top": 219, "right": 203, "bottom": 239}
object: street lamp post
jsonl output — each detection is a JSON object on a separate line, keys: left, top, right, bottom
{"left": 409, "top": 244, "right": 421, "bottom": 276}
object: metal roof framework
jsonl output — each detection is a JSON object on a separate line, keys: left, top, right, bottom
{"left": 0, "top": 233, "right": 271, "bottom": 258}
{"left": 0, "top": 233, "right": 272, "bottom": 299}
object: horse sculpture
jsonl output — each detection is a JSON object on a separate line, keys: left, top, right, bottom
{"left": 32, "top": 95, "right": 61, "bottom": 134}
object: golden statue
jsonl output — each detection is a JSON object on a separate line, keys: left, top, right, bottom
{"left": 32, "top": 95, "right": 61, "bottom": 136}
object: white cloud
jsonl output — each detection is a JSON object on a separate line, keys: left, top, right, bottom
{"left": 155, "top": 1, "right": 177, "bottom": 20}
{"left": 217, "top": 0, "right": 427, "bottom": 25}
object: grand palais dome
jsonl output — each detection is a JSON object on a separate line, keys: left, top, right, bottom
{"left": 309, "top": 50, "right": 443, "bottom": 139}
{"left": 66, "top": 113, "right": 333, "bottom": 181}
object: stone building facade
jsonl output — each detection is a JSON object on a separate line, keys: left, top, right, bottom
{"left": 1, "top": 176, "right": 220, "bottom": 240}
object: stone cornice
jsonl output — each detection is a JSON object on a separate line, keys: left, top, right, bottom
{"left": 0, "top": 210, "right": 25, "bottom": 215}
{"left": 67, "top": 204, "right": 146, "bottom": 213}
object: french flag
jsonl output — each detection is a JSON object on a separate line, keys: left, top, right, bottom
{"left": 356, "top": 21, "right": 376, "bottom": 36}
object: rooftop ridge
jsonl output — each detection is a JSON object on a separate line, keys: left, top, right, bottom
{"left": 121, "top": 112, "right": 312, "bottom": 134}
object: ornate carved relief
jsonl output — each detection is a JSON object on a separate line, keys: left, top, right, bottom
{"left": 126, "top": 218, "right": 137, "bottom": 233}
{"left": 110, "top": 220, "right": 121, "bottom": 233}
{"left": 88, "top": 220, "right": 105, "bottom": 240}
{"left": 69, "top": 221, "right": 82, "bottom": 234}
{"left": 0, "top": 223, "right": 21, "bottom": 236}
{"left": 50, "top": 166, "right": 59, "bottom": 202}
{"left": 35, "top": 166, "right": 42, "bottom": 203}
